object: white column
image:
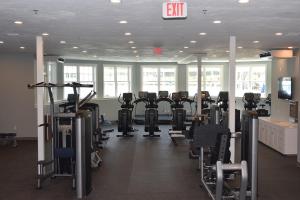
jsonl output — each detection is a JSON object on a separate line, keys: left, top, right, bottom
{"left": 229, "top": 36, "right": 236, "bottom": 162}
{"left": 36, "top": 36, "right": 45, "bottom": 161}
{"left": 197, "top": 55, "right": 202, "bottom": 115}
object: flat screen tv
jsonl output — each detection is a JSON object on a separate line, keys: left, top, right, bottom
{"left": 278, "top": 77, "right": 292, "bottom": 100}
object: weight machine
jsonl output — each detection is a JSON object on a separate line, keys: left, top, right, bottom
{"left": 28, "top": 82, "right": 95, "bottom": 199}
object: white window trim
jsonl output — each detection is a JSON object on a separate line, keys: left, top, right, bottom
{"left": 235, "top": 64, "right": 267, "bottom": 97}
{"left": 103, "top": 64, "right": 132, "bottom": 98}
{"left": 63, "top": 63, "right": 97, "bottom": 99}
{"left": 186, "top": 65, "right": 224, "bottom": 97}
{"left": 141, "top": 65, "right": 177, "bottom": 93}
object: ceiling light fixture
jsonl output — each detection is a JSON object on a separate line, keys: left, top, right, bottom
{"left": 238, "top": 46, "right": 243, "bottom": 49}
{"left": 72, "top": 46, "right": 79, "bottom": 49}
{"left": 60, "top": 40, "right": 66, "bottom": 44}
{"left": 0, "top": 41, "right": 4, "bottom": 44}
{"left": 14, "top": 21, "right": 23, "bottom": 25}
{"left": 288, "top": 46, "right": 293, "bottom": 49}
{"left": 226, "top": 50, "right": 230, "bottom": 53}
{"left": 131, "top": 46, "right": 136, "bottom": 49}
{"left": 179, "top": 50, "right": 183, "bottom": 53}
{"left": 119, "top": 20, "right": 127, "bottom": 24}
{"left": 128, "top": 41, "right": 134, "bottom": 44}
{"left": 82, "top": 50, "right": 87, "bottom": 53}
{"left": 184, "top": 46, "right": 189, "bottom": 49}
{"left": 190, "top": 40, "right": 197, "bottom": 44}
{"left": 275, "top": 32, "right": 283, "bottom": 36}
{"left": 253, "top": 40, "right": 260, "bottom": 43}
{"left": 124, "top": 32, "right": 132, "bottom": 36}
{"left": 93, "top": 55, "right": 98, "bottom": 58}
{"left": 110, "top": 0, "right": 121, "bottom": 3}
{"left": 20, "top": 46, "right": 25, "bottom": 49}
{"left": 199, "top": 32, "right": 207, "bottom": 36}
{"left": 133, "top": 50, "right": 138, "bottom": 53}
{"left": 136, "top": 55, "right": 139, "bottom": 58}
{"left": 42, "top": 33, "right": 49, "bottom": 36}
{"left": 238, "top": 0, "right": 249, "bottom": 3}
{"left": 213, "top": 20, "right": 222, "bottom": 24}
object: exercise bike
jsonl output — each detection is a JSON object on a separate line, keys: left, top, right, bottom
{"left": 144, "top": 92, "right": 160, "bottom": 137}
{"left": 117, "top": 93, "right": 134, "bottom": 137}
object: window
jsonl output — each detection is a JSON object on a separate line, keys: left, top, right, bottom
{"left": 236, "top": 65, "right": 266, "bottom": 97}
{"left": 187, "top": 65, "right": 223, "bottom": 97}
{"left": 63, "top": 64, "right": 96, "bottom": 99}
{"left": 103, "top": 65, "right": 132, "bottom": 97}
{"left": 142, "top": 66, "right": 176, "bottom": 93}
{"left": 45, "top": 62, "right": 57, "bottom": 101}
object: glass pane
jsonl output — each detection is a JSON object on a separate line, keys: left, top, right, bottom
{"left": 104, "top": 82, "right": 116, "bottom": 97}
{"left": 160, "top": 81, "right": 175, "bottom": 93}
{"left": 143, "top": 67, "right": 158, "bottom": 82}
{"left": 64, "top": 65, "right": 77, "bottom": 82}
{"left": 79, "top": 66, "right": 93, "bottom": 82}
{"left": 104, "top": 67, "right": 115, "bottom": 81}
{"left": 117, "top": 67, "right": 129, "bottom": 81}
{"left": 143, "top": 82, "right": 158, "bottom": 93}
{"left": 236, "top": 67, "right": 249, "bottom": 81}
{"left": 205, "top": 82, "right": 221, "bottom": 96}
{"left": 188, "top": 82, "right": 197, "bottom": 97}
{"left": 251, "top": 66, "right": 265, "bottom": 82}
{"left": 160, "top": 67, "right": 176, "bottom": 81}
{"left": 117, "top": 82, "right": 129, "bottom": 96}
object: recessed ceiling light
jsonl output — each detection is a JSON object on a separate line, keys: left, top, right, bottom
{"left": 0, "top": 41, "right": 4, "bottom": 44}
{"left": 60, "top": 40, "right": 66, "bottom": 44}
{"left": 14, "top": 21, "right": 23, "bottom": 25}
{"left": 119, "top": 20, "right": 128, "bottom": 24}
{"left": 226, "top": 50, "right": 230, "bottom": 53}
{"left": 125, "top": 32, "right": 132, "bottom": 36}
{"left": 110, "top": 0, "right": 121, "bottom": 3}
{"left": 253, "top": 40, "right": 260, "bottom": 43}
{"left": 288, "top": 46, "right": 293, "bottom": 49}
{"left": 20, "top": 46, "right": 25, "bottom": 49}
{"left": 82, "top": 50, "right": 87, "bottom": 53}
{"left": 72, "top": 46, "right": 79, "bottom": 49}
{"left": 275, "top": 32, "right": 283, "bottom": 36}
{"left": 133, "top": 50, "right": 138, "bottom": 53}
{"left": 93, "top": 55, "right": 98, "bottom": 58}
{"left": 42, "top": 33, "right": 49, "bottom": 36}
{"left": 238, "top": 46, "right": 243, "bottom": 49}
{"left": 128, "top": 41, "right": 134, "bottom": 44}
{"left": 6, "top": 33, "right": 19, "bottom": 36}
{"left": 199, "top": 32, "right": 207, "bottom": 36}
{"left": 131, "top": 46, "right": 136, "bottom": 49}
{"left": 136, "top": 55, "right": 139, "bottom": 58}
{"left": 184, "top": 46, "right": 189, "bottom": 49}
{"left": 238, "top": 0, "right": 249, "bottom": 3}
{"left": 179, "top": 50, "right": 183, "bottom": 53}
{"left": 213, "top": 20, "right": 222, "bottom": 24}
{"left": 190, "top": 40, "right": 197, "bottom": 44}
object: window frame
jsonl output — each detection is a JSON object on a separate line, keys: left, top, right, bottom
{"left": 235, "top": 64, "right": 267, "bottom": 97}
{"left": 103, "top": 64, "right": 132, "bottom": 98}
{"left": 141, "top": 65, "right": 177, "bottom": 94}
{"left": 63, "top": 63, "right": 96, "bottom": 99}
{"left": 186, "top": 65, "right": 224, "bottom": 97}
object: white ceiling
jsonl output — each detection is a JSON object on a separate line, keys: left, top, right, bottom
{"left": 0, "top": 0, "right": 299, "bottom": 62}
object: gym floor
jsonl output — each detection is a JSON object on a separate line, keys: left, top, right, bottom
{"left": 0, "top": 125, "right": 300, "bottom": 200}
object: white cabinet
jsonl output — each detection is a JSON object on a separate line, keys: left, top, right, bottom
{"left": 258, "top": 117, "right": 298, "bottom": 155}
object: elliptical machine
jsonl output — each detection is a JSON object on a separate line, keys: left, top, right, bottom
{"left": 117, "top": 93, "right": 134, "bottom": 137}
{"left": 144, "top": 92, "right": 160, "bottom": 137}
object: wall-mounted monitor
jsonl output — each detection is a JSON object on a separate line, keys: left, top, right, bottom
{"left": 278, "top": 77, "right": 293, "bottom": 100}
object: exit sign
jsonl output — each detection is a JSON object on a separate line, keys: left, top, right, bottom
{"left": 162, "top": 1, "right": 187, "bottom": 19}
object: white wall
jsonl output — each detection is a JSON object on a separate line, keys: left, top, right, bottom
{"left": 0, "top": 54, "right": 36, "bottom": 138}
{"left": 271, "top": 57, "right": 297, "bottom": 121}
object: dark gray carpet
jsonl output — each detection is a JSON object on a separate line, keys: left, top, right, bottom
{"left": 0, "top": 125, "right": 300, "bottom": 200}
